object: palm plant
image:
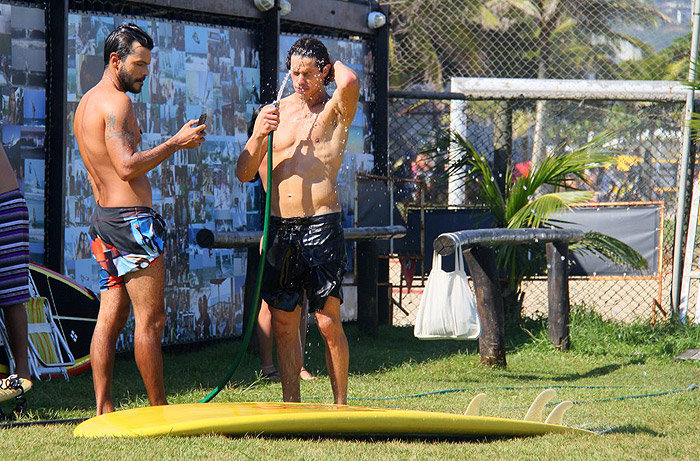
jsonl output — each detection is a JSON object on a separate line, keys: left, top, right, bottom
{"left": 432, "top": 131, "right": 647, "bottom": 322}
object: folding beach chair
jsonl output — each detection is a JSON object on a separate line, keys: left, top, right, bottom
{"left": 24, "top": 295, "right": 76, "bottom": 380}
{"left": 20, "top": 269, "right": 76, "bottom": 381}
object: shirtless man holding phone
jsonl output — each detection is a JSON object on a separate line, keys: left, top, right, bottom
{"left": 74, "top": 23, "right": 206, "bottom": 415}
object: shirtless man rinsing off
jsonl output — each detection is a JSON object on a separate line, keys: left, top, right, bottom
{"left": 236, "top": 37, "right": 360, "bottom": 404}
{"left": 74, "top": 23, "right": 206, "bottom": 415}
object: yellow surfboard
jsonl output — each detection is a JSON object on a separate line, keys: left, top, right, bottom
{"left": 74, "top": 399, "right": 595, "bottom": 438}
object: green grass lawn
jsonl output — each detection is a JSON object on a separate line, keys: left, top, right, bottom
{"left": 2, "top": 309, "right": 699, "bottom": 460}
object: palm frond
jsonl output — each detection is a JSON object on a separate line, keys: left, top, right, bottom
{"left": 526, "top": 131, "right": 616, "bottom": 192}
{"left": 505, "top": 133, "right": 615, "bottom": 220}
{"left": 447, "top": 133, "right": 507, "bottom": 223}
{"left": 508, "top": 191, "right": 595, "bottom": 229}
{"left": 573, "top": 231, "right": 648, "bottom": 271}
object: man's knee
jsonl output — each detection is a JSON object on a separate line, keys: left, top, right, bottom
{"left": 316, "top": 310, "right": 344, "bottom": 340}
{"left": 271, "top": 308, "right": 299, "bottom": 336}
{"left": 136, "top": 309, "right": 166, "bottom": 334}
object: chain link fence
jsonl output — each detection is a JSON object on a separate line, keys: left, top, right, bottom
{"left": 384, "top": 0, "right": 696, "bottom": 325}
{"left": 389, "top": 0, "right": 690, "bottom": 90}
{"left": 386, "top": 93, "right": 689, "bottom": 325}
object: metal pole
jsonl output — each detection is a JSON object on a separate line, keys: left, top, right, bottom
{"left": 372, "top": 5, "right": 390, "bottom": 177}
{"left": 671, "top": 0, "right": 700, "bottom": 316}
{"left": 45, "top": 0, "right": 68, "bottom": 272}
{"left": 260, "top": 1, "right": 280, "bottom": 105}
{"left": 449, "top": 81, "right": 467, "bottom": 206}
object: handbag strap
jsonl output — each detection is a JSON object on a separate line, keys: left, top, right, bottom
{"left": 454, "top": 242, "right": 465, "bottom": 273}
{"left": 446, "top": 233, "right": 465, "bottom": 273}
{"left": 432, "top": 248, "right": 442, "bottom": 271}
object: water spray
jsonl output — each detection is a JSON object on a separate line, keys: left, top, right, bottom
{"left": 200, "top": 72, "right": 291, "bottom": 403}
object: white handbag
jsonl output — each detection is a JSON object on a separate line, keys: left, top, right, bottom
{"left": 414, "top": 243, "right": 481, "bottom": 340}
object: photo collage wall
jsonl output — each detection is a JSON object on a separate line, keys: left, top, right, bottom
{"left": 0, "top": 4, "right": 46, "bottom": 263}
{"left": 62, "top": 16, "right": 374, "bottom": 348}
{"left": 64, "top": 14, "right": 260, "bottom": 348}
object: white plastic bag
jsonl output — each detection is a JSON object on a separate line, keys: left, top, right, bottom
{"left": 414, "top": 244, "right": 481, "bottom": 340}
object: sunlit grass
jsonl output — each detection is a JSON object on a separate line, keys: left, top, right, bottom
{"left": 1, "top": 310, "right": 699, "bottom": 460}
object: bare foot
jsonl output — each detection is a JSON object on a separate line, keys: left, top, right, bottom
{"left": 300, "top": 367, "right": 316, "bottom": 381}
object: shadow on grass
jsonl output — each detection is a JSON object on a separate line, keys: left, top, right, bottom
{"left": 594, "top": 424, "right": 661, "bottom": 436}
{"left": 16, "top": 317, "right": 651, "bottom": 418}
{"left": 498, "top": 357, "right": 647, "bottom": 383}
{"left": 19, "top": 323, "right": 478, "bottom": 418}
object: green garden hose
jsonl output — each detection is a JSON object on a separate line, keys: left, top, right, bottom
{"left": 200, "top": 130, "right": 274, "bottom": 403}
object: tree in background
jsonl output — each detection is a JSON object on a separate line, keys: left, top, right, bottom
{"left": 497, "top": 0, "right": 668, "bottom": 167}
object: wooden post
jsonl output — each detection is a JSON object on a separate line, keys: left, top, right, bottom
{"left": 462, "top": 246, "right": 506, "bottom": 367}
{"left": 357, "top": 241, "right": 379, "bottom": 338}
{"left": 546, "top": 242, "right": 570, "bottom": 351}
{"left": 377, "top": 256, "right": 391, "bottom": 325}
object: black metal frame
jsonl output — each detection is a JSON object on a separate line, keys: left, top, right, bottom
{"left": 39, "top": 0, "right": 390, "bottom": 273}
{"left": 44, "top": 0, "right": 69, "bottom": 271}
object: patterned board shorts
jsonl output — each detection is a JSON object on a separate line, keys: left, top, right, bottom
{"left": 0, "top": 189, "right": 30, "bottom": 308}
{"left": 89, "top": 204, "right": 166, "bottom": 291}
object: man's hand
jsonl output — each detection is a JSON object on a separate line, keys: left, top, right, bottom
{"left": 171, "top": 120, "right": 207, "bottom": 149}
{"left": 252, "top": 104, "right": 279, "bottom": 139}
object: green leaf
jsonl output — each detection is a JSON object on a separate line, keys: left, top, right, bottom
{"left": 501, "top": 0, "right": 541, "bottom": 19}
{"left": 573, "top": 231, "right": 649, "bottom": 271}
{"left": 508, "top": 192, "right": 594, "bottom": 229}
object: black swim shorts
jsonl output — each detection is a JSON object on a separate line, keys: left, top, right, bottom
{"left": 261, "top": 212, "right": 346, "bottom": 312}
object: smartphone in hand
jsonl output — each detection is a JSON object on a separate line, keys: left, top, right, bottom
{"left": 196, "top": 112, "right": 207, "bottom": 127}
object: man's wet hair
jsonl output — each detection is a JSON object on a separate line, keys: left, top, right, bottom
{"left": 103, "top": 23, "right": 154, "bottom": 68}
{"left": 285, "top": 37, "right": 334, "bottom": 86}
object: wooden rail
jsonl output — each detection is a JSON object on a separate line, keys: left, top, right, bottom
{"left": 196, "top": 226, "right": 407, "bottom": 249}
{"left": 196, "top": 226, "right": 407, "bottom": 338}
{"left": 434, "top": 228, "right": 585, "bottom": 366}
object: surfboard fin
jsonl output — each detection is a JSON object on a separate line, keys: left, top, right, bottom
{"left": 544, "top": 400, "right": 573, "bottom": 426}
{"left": 464, "top": 393, "right": 487, "bottom": 416}
{"left": 523, "top": 389, "right": 556, "bottom": 422}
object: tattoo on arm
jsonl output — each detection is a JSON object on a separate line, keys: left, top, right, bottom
{"left": 105, "top": 112, "right": 136, "bottom": 149}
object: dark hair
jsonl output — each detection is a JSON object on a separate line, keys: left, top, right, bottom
{"left": 285, "top": 37, "right": 334, "bottom": 86}
{"left": 103, "top": 23, "right": 154, "bottom": 68}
